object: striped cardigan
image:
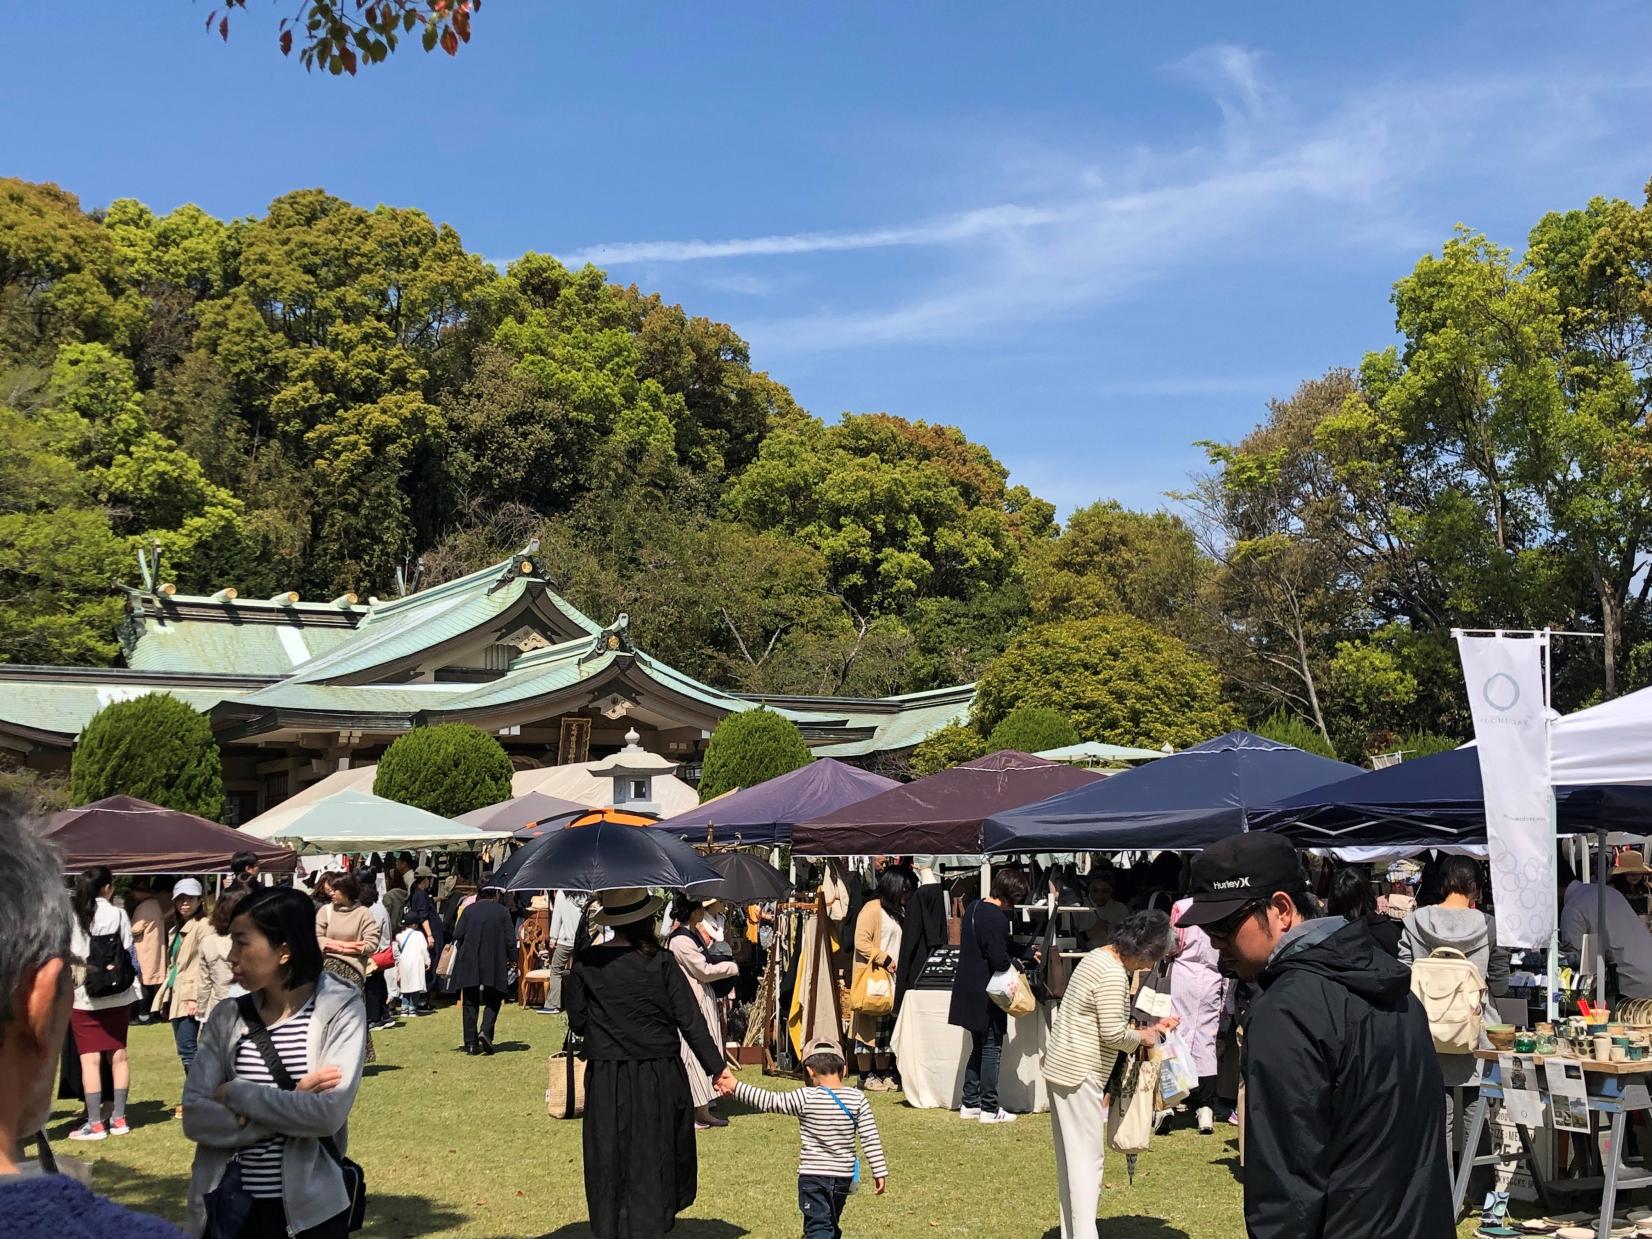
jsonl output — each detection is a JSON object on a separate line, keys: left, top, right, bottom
{"left": 1043, "top": 947, "right": 1142, "bottom": 1089}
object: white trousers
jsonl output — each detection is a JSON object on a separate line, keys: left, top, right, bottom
{"left": 1050, "top": 1076, "right": 1108, "bottom": 1239}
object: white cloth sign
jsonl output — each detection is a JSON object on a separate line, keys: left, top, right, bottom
{"left": 1456, "top": 632, "right": 1554, "bottom": 949}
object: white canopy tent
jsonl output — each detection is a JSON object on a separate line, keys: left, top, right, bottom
{"left": 239, "top": 789, "right": 509, "bottom": 854}
{"left": 1551, "top": 685, "right": 1652, "bottom": 787}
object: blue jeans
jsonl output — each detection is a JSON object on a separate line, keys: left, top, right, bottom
{"left": 798, "top": 1174, "right": 852, "bottom": 1239}
{"left": 172, "top": 1015, "right": 200, "bottom": 1072}
{"left": 961, "top": 1025, "right": 1003, "bottom": 1112}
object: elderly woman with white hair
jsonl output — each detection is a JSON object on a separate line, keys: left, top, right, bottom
{"left": 1042, "top": 909, "right": 1181, "bottom": 1239}
{"left": 566, "top": 889, "right": 733, "bottom": 1239}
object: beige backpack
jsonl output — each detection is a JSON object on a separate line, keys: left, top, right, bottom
{"left": 1408, "top": 946, "right": 1488, "bottom": 1055}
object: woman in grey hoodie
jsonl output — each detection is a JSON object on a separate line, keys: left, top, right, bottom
{"left": 183, "top": 887, "right": 367, "bottom": 1239}
{"left": 1398, "top": 855, "right": 1510, "bottom": 1091}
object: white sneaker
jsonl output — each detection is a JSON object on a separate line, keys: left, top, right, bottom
{"left": 1151, "top": 1108, "right": 1173, "bottom": 1135}
{"left": 1197, "top": 1106, "right": 1214, "bottom": 1134}
{"left": 958, "top": 1106, "right": 981, "bottom": 1120}
{"left": 979, "top": 1108, "right": 1018, "bottom": 1124}
{"left": 68, "top": 1121, "right": 107, "bottom": 1142}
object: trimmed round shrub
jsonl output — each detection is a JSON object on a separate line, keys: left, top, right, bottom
{"left": 909, "top": 723, "right": 988, "bottom": 777}
{"left": 1254, "top": 710, "right": 1337, "bottom": 759}
{"left": 697, "top": 707, "right": 812, "bottom": 802}
{"left": 71, "top": 692, "right": 225, "bottom": 819}
{"left": 972, "top": 615, "right": 1236, "bottom": 751}
{"left": 985, "top": 705, "right": 1080, "bottom": 755}
{"left": 374, "top": 723, "right": 513, "bottom": 817}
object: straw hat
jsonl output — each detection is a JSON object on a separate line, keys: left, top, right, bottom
{"left": 595, "top": 887, "right": 665, "bottom": 927}
{"left": 1613, "top": 852, "right": 1650, "bottom": 877}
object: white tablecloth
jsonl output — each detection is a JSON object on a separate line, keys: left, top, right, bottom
{"left": 890, "top": 988, "right": 1049, "bottom": 1113}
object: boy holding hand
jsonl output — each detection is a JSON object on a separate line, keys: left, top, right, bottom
{"left": 716, "top": 1037, "right": 888, "bottom": 1238}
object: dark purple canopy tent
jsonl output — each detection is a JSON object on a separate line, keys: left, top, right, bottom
{"left": 41, "top": 795, "right": 299, "bottom": 876}
{"left": 647, "top": 758, "right": 900, "bottom": 847}
{"left": 791, "top": 751, "right": 1104, "bottom": 856}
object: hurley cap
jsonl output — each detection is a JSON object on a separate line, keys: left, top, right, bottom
{"left": 1176, "top": 833, "right": 1309, "bottom": 928}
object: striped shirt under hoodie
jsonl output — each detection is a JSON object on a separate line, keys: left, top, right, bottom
{"left": 233, "top": 997, "right": 316, "bottom": 1197}
{"left": 733, "top": 1081, "right": 889, "bottom": 1180}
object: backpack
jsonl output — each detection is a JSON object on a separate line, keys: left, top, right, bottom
{"left": 1408, "top": 946, "right": 1488, "bottom": 1055}
{"left": 83, "top": 928, "right": 136, "bottom": 999}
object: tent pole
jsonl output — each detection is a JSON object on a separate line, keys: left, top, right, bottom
{"left": 1598, "top": 828, "right": 1609, "bottom": 1012}
{"left": 1543, "top": 628, "right": 1558, "bottom": 1025}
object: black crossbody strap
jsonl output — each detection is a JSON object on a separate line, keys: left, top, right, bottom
{"left": 235, "top": 993, "right": 347, "bottom": 1165}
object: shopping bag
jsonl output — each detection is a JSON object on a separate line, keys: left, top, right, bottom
{"left": 1107, "top": 1052, "right": 1157, "bottom": 1154}
{"left": 1155, "top": 1029, "right": 1199, "bottom": 1109}
{"left": 987, "top": 965, "right": 1036, "bottom": 1017}
{"left": 435, "top": 942, "right": 457, "bottom": 981}
{"left": 848, "top": 962, "right": 895, "bottom": 1016}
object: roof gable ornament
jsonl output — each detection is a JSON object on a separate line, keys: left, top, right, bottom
{"left": 489, "top": 539, "right": 542, "bottom": 595}
{"left": 579, "top": 612, "right": 631, "bottom": 665}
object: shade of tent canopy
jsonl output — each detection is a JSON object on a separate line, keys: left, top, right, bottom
{"left": 41, "top": 796, "right": 298, "bottom": 875}
{"left": 1035, "top": 741, "right": 1167, "bottom": 765}
{"left": 647, "top": 759, "right": 900, "bottom": 846}
{"left": 1249, "top": 744, "right": 1652, "bottom": 846}
{"left": 793, "top": 750, "right": 1103, "bottom": 856}
{"left": 455, "top": 791, "right": 587, "bottom": 836}
{"left": 239, "top": 789, "right": 508, "bottom": 854}
{"left": 981, "top": 731, "right": 1362, "bottom": 855}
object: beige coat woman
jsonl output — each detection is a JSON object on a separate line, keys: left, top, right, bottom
{"left": 195, "top": 928, "right": 237, "bottom": 1022}
{"left": 848, "top": 900, "right": 900, "bottom": 1045}
{"left": 667, "top": 923, "right": 737, "bottom": 1114}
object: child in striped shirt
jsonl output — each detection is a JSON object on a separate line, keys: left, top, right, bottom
{"left": 717, "top": 1037, "right": 888, "bottom": 1239}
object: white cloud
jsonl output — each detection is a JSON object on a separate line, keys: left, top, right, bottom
{"left": 555, "top": 49, "right": 1652, "bottom": 356}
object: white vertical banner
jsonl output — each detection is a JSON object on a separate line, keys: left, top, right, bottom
{"left": 1456, "top": 631, "right": 1554, "bottom": 948}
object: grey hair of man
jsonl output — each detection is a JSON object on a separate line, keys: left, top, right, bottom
{"left": 1109, "top": 908, "right": 1175, "bottom": 966}
{"left": 0, "top": 788, "right": 72, "bottom": 1049}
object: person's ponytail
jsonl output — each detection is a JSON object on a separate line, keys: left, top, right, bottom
{"left": 72, "top": 866, "right": 113, "bottom": 933}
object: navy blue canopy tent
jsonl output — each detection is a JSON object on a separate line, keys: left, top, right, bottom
{"left": 645, "top": 758, "right": 899, "bottom": 847}
{"left": 981, "top": 731, "right": 1363, "bottom": 854}
{"left": 1249, "top": 744, "right": 1652, "bottom": 846}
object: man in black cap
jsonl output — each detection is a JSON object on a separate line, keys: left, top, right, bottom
{"left": 1177, "top": 832, "right": 1452, "bottom": 1239}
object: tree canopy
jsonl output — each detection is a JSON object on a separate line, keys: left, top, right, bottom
{"left": 373, "top": 723, "right": 512, "bottom": 817}
{"left": 70, "top": 692, "right": 225, "bottom": 819}
{"left": 972, "top": 616, "right": 1235, "bottom": 751}
{"left": 695, "top": 708, "right": 813, "bottom": 802}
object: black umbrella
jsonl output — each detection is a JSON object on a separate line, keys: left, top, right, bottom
{"left": 496, "top": 819, "right": 720, "bottom": 894}
{"left": 704, "top": 851, "right": 792, "bottom": 902}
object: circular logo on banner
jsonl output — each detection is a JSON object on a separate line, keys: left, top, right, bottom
{"left": 1483, "top": 672, "right": 1521, "bottom": 712}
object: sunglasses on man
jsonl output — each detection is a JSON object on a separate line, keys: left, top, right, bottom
{"left": 1201, "top": 898, "right": 1270, "bottom": 943}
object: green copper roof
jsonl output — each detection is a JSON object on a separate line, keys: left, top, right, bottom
{"left": 811, "top": 692, "right": 974, "bottom": 757}
{"left": 125, "top": 613, "right": 361, "bottom": 675}
{"left": 0, "top": 678, "right": 243, "bottom": 739}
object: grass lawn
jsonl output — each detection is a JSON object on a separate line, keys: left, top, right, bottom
{"left": 52, "top": 1003, "right": 1486, "bottom": 1237}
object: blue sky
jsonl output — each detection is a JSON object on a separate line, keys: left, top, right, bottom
{"left": 8, "top": 3, "right": 1652, "bottom": 516}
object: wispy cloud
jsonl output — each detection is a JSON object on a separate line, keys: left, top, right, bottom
{"left": 557, "top": 48, "right": 1652, "bottom": 355}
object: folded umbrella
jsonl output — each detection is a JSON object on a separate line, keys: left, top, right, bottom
{"left": 704, "top": 851, "right": 791, "bottom": 902}
{"left": 496, "top": 818, "right": 720, "bottom": 894}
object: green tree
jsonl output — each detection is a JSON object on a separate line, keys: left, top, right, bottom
{"left": 211, "top": 1, "right": 479, "bottom": 76}
{"left": 1254, "top": 710, "right": 1337, "bottom": 759}
{"left": 373, "top": 723, "right": 512, "bottom": 817}
{"left": 908, "top": 723, "right": 987, "bottom": 776}
{"left": 985, "top": 705, "right": 1079, "bottom": 754}
{"left": 723, "top": 411, "right": 1052, "bottom": 615}
{"left": 1028, "top": 501, "right": 1213, "bottom": 641}
{"left": 696, "top": 708, "right": 813, "bottom": 802}
{"left": 973, "top": 616, "right": 1236, "bottom": 750}
{"left": 1395, "top": 731, "right": 1461, "bottom": 760}
{"left": 70, "top": 692, "right": 225, "bottom": 818}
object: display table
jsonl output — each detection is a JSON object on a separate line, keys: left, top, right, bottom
{"left": 1455, "top": 1051, "right": 1652, "bottom": 1239}
{"left": 890, "top": 988, "right": 1049, "bottom": 1113}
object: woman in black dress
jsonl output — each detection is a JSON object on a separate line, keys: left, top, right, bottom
{"left": 566, "top": 887, "right": 730, "bottom": 1239}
